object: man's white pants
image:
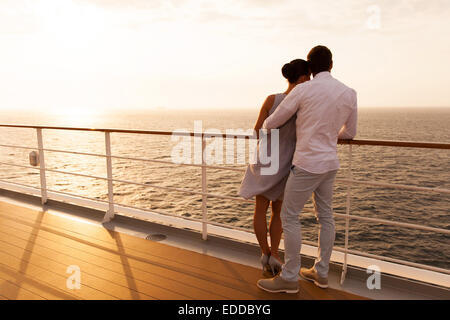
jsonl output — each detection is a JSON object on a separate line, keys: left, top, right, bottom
{"left": 280, "top": 166, "right": 338, "bottom": 281}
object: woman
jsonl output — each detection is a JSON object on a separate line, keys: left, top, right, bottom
{"left": 239, "top": 59, "right": 310, "bottom": 276}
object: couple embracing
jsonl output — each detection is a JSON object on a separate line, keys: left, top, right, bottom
{"left": 239, "top": 45, "right": 358, "bottom": 293}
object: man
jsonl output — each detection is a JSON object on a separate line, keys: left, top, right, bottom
{"left": 257, "top": 45, "right": 357, "bottom": 293}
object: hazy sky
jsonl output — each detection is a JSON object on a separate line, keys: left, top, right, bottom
{"left": 1, "top": 0, "right": 450, "bottom": 115}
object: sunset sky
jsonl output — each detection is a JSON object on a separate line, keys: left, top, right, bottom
{"left": 1, "top": 0, "right": 449, "bottom": 114}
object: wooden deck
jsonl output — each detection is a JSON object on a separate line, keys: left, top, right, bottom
{"left": 0, "top": 200, "right": 365, "bottom": 300}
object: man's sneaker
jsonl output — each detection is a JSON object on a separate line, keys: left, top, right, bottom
{"left": 299, "top": 267, "right": 329, "bottom": 289}
{"left": 257, "top": 275, "right": 299, "bottom": 294}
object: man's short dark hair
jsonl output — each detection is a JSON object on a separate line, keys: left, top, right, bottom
{"left": 307, "top": 45, "right": 333, "bottom": 74}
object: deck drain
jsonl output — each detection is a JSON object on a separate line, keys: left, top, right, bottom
{"left": 146, "top": 234, "right": 167, "bottom": 242}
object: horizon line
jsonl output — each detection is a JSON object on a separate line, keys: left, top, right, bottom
{"left": 1, "top": 105, "right": 450, "bottom": 113}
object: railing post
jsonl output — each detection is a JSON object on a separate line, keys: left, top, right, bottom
{"left": 103, "top": 131, "right": 115, "bottom": 223}
{"left": 201, "top": 134, "right": 208, "bottom": 240}
{"left": 36, "top": 128, "right": 48, "bottom": 205}
{"left": 340, "top": 144, "right": 353, "bottom": 285}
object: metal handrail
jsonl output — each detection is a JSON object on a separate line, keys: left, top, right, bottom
{"left": 0, "top": 124, "right": 449, "bottom": 282}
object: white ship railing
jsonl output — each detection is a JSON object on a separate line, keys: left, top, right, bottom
{"left": 0, "top": 124, "right": 449, "bottom": 286}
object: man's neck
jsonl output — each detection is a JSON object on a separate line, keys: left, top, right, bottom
{"left": 313, "top": 71, "right": 331, "bottom": 78}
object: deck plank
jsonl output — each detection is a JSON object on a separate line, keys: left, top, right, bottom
{"left": 0, "top": 224, "right": 231, "bottom": 300}
{"left": 0, "top": 206, "right": 306, "bottom": 300}
{"left": 0, "top": 202, "right": 285, "bottom": 285}
{"left": 0, "top": 200, "right": 365, "bottom": 300}
{"left": 0, "top": 277, "right": 46, "bottom": 300}
{"left": 0, "top": 215, "right": 263, "bottom": 299}
{"left": 0, "top": 264, "right": 78, "bottom": 300}
{"left": 0, "top": 249, "right": 117, "bottom": 300}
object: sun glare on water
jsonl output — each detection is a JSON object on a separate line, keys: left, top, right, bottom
{"left": 47, "top": 107, "right": 104, "bottom": 127}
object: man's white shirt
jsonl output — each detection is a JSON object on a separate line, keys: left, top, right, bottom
{"left": 263, "top": 71, "right": 357, "bottom": 174}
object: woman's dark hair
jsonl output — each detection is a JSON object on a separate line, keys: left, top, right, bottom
{"left": 281, "top": 59, "right": 310, "bottom": 84}
{"left": 307, "top": 45, "right": 332, "bottom": 74}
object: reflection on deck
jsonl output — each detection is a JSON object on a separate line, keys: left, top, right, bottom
{"left": 0, "top": 200, "right": 364, "bottom": 300}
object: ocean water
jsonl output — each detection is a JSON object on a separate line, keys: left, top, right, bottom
{"left": 0, "top": 107, "right": 449, "bottom": 270}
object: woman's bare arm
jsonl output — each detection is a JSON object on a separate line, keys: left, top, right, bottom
{"left": 254, "top": 95, "right": 275, "bottom": 139}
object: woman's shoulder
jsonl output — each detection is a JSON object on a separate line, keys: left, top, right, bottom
{"left": 261, "top": 94, "right": 276, "bottom": 112}
{"left": 270, "top": 93, "right": 288, "bottom": 100}
{"left": 266, "top": 94, "right": 276, "bottom": 102}
{"left": 268, "top": 93, "right": 286, "bottom": 99}
{"left": 263, "top": 93, "right": 286, "bottom": 112}
{"left": 270, "top": 93, "right": 287, "bottom": 105}
{"left": 265, "top": 93, "right": 285, "bottom": 105}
